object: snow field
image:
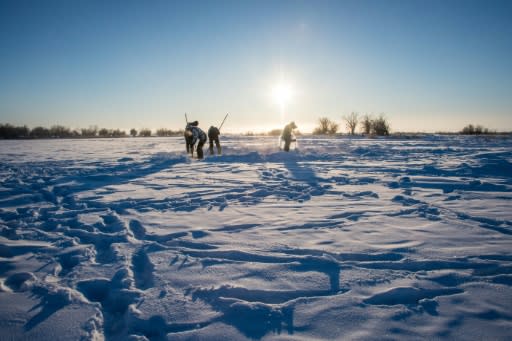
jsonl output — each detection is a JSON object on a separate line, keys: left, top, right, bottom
{"left": 1, "top": 135, "right": 511, "bottom": 340}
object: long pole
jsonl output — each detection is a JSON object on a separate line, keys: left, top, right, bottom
{"left": 185, "top": 113, "right": 189, "bottom": 124}
{"left": 218, "top": 113, "right": 229, "bottom": 131}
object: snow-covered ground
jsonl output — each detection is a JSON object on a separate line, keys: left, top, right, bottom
{"left": 1, "top": 135, "right": 511, "bottom": 340}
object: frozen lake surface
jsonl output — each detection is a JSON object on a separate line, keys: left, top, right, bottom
{"left": 1, "top": 135, "right": 511, "bottom": 340}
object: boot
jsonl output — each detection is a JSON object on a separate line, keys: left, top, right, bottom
{"left": 217, "top": 145, "right": 222, "bottom": 155}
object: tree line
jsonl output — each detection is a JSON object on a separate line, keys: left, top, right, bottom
{"left": 312, "top": 113, "right": 391, "bottom": 136}
{"left": 0, "top": 124, "right": 185, "bottom": 139}
{"left": 311, "top": 113, "right": 501, "bottom": 136}
{"left": 0, "top": 120, "right": 504, "bottom": 139}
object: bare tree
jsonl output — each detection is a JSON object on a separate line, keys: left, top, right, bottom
{"left": 343, "top": 112, "right": 359, "bottom": 135}
{"left": 313, "top": 117, "right": 330, "bottom": 134}
{"left": 313, "top": 117, "right": 338, "bottom": 135}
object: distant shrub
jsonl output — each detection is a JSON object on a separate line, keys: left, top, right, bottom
{"left": 267, "top": 129, "right": 282, "bottom": 136}
{"left": 328, "top": 122, "right": 339, "bottom": 134}
{"left": 462, "top": 124, "right": 475, "bottom": 134}
{"left": 156, "top": 128, "right": 182, "bottom": 137}
{"left": 139, "top": 128, "right": 152, "bottom": 137}
{"left": 361, "top": 114, "right": 372, "bottom": 134}
{"left": 156, "top": 128, "right": 170, "bottom": 136}
{"left": 111, "top": 129, "right": 126, "bottom": 137}
{"left": 49, "top": 125, "right": 72, "bottom": 138}
{"left": 30, "top": 126, "right": 51, "bottom": 138}
{"left": 130, "top": 128, "right": 137, "bottom": 137}
{"left": 461, "top": 124, "right": 492, "bottom": 135}
{"left": 359, "top": 114, "right": 390, "bottom": 136}
{"left": 372, "top": 115, "right": 390, "bottom": 136}
{"left": 98, "top": 128, "right": 111, "bottom": 137}
{"left": 313, "top": 117, "right": 338, "bottom": 135}
{"left": 81, "top": 126, "right": 98, "bottom": 137}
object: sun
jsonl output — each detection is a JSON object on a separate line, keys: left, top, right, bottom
{"left": 272, "top": 83, "right": 293, "bottom": 108}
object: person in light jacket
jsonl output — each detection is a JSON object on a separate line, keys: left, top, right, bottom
{"left": 281, "top": 121, "right": 297, "bottom": 152}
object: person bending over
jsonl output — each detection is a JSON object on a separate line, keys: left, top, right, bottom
{"left": 208, "top": 125, "right": 221, "bottom": 155}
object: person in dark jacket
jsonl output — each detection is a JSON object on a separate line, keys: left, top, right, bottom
{"left": 184, "top": 121, "right": 196, "bottom": 154}
{"left": 190, "top": 123, "right": 207, "bottom": 159}
{"left": 281, "top": 121, "right": 297, "bottom": 151}
{"left": 208, "top": 126, "right": 221, "bottom": 155}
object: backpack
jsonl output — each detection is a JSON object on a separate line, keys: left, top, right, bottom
{"left": 208, "top": 126, "right": 220, "bottom": 138}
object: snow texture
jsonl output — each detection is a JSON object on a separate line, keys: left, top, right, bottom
{"left": 1, "top": 135, "right": 511, "bottom": 340}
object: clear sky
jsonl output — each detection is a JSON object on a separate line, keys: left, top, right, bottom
{"left": 1, "top": 0, "right": 511, "bottom": 133}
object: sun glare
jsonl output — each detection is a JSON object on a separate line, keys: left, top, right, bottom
{"left": 272, "top": 83, "right": 293, "bottom": 107}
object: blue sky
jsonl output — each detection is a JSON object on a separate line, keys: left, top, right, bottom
{"left": 1, "top": 0, "right": 511, "bottom": 133}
